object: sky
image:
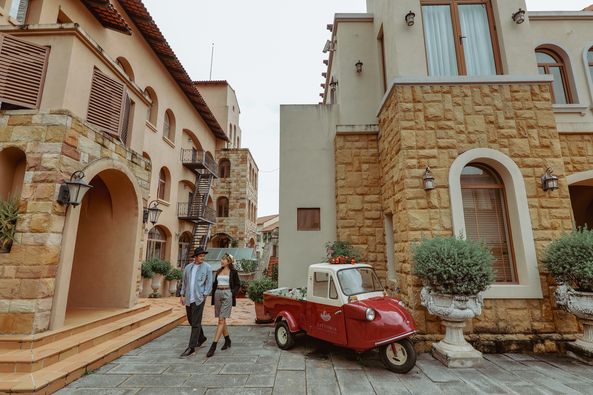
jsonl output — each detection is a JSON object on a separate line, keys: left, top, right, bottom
{"left": 143, "top": 0, "right": 593, "bottom": 217}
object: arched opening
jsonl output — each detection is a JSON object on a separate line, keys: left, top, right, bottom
{"left": 248, "top": 238, "right": 256, "bottom": 248}
{"left": 67, "top": 169, "right": 138, "bottom": 311}
{"left": 163, "top": 109, "right": 176, "bottom": 142}
{"left": 568, "top": 174, "right": 593, "bottom": 229}
{"left": 146, "top": 225, "right": 170, "bottom": 260}
{"left": 178, "top": 231, "right": 192, "bottom": 268}
{"left": 182, "top": 129, "right": 203, "bottom": 151}
{"left": 217, "top": 196, "right": 229, "bottom": 217}
{"left": 144, "top": 87, "right": 158, "bottom": 126}
{"left": 210, "top": 233, "right": 232, "bottom": 248}
{"left": 219, "top": 159, "right": 231, "bottom": 178}
{"left": 157, "top": 167, "right": 171, "bottom": 201}
{"left": 116, "top": 57, "right": 135, "bottom": 81}
{"left": 0, "top": 146, "right": 26, "bottom": 199}
{"left": 536, "top": 45, "right": 576, "bottom": 104}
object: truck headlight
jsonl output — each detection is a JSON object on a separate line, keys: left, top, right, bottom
{"left": 365, "top": 308, "right": 375, "bottom": 321}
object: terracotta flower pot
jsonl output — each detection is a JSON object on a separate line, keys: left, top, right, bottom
{"left": 254, "top": 301, "right": 272, "bottom": 324}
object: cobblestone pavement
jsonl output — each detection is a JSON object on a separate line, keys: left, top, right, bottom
{"left": 57, "top": 326, "right": 593, "bottom": 395}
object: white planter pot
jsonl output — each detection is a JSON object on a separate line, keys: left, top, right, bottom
{"left": 140, "top": 277, "right": 152, "bottom": 298}
{"left": 421, "top": 287, "right": 484, "bottom": 368}
{"left": 151, "top": 274, "right": 163, "bottom": 297}
{"left": 168, "top": 279, "right": 178, "bottom": 296}
{"left": 555, "top": 285, "right": 593, "bottom": 364}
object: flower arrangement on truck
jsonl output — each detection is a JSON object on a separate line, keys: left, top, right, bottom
{"left": 263, "top": 262, "right": 417, "bottom": 373}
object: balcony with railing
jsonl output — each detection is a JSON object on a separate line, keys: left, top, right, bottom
{"left": 180, "top": 149, "right": 218, "bottom": 177}
{"left": 177, "top": 202, "right": 216, "bottom": 224}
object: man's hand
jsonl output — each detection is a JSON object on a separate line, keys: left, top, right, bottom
{"left": 180, "top": 296, "right": 185, "bottom": 306}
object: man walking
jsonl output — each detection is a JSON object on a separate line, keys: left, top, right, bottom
{"left": 180, "top": 246, "right": 212, "bottom": 357}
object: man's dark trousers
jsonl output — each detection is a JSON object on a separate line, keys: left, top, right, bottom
{"left": 186, "top": 301, "right": 206, "bottom": 347}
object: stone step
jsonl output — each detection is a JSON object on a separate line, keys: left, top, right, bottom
{"left": 0, "top": 303, "right": 151, "bottom": 350}
{"left": 0, "top": 309, "right": 185, "bottom": 394}
{"left": 0, "top": 305, "right": 172, "bottom": 373}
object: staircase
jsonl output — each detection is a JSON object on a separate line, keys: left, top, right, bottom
{"left": 0, "top": 303, "right": 185, "bottom": 394}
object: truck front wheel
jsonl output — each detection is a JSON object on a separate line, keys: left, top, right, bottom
{"left": 379, "top": 338, "right": 416, "bottom": 374}
{"left": 275, "top": 321, "right": 295, "bottom": 350}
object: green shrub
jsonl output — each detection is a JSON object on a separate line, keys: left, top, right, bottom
{"left": 412, "top": 236, "right": 495, "bottom": 296}
{"left": 543, "top": 228, "right": 593, "bottom": 292}
{"left": 265, "top": 263, "right": 278, "bottom": 283}
{"left": 247, "top": 276, "right": 277, "bottom": 303}
{"left": 0, "top": 197, "right": 19, "bottom": 250}
{"left": 324, "top": 240, "right": 361, "bottom": 262}
{"left": 238, "top": 259, "right": 258, "bottom": 273}
{"left": 147, "top": 258, "right": 172, "bottom": 276}
{"left": 141, "top": 260, "right": 154, "bottom": 279}
{"left": 165, "top": 268, "right": 183, "bottom": 281}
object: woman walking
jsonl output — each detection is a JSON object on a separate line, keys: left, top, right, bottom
{"left": 207, "top": 253, "right": 241, "bottom": 357}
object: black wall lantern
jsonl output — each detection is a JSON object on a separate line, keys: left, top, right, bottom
{"left": 355, "top": 60, "right": 363, "bottom": 73}
{"left": 405, "top": 11, "right": 416, "bottom": 27}
{"left": 541, "top": 168, "right": 559, "bottom": 192}
{"left": 512, "top": 8, "right": 526, "bottom": 24}
{"left": 57, "top": 171, "right": 93, "bottom": 207}
{"left": 423, "top": 166, "right": 436, "bottom": 190}
{"left": 143, "top": 200, "right": 162, "bottom": 225}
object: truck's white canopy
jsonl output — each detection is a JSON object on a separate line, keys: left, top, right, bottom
{"left": 309, "top": 263, "right": 372, "bottom": 273}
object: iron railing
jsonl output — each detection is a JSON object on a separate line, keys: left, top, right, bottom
{"left": 180, "top": 149, "right": 218, "bottom": 176}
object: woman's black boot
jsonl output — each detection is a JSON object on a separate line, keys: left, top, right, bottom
{"left": 221, "top": 336, "right": 231, "bottom": 350}
{"left": 206, "top": 342, "right": 217, "bottom": 357}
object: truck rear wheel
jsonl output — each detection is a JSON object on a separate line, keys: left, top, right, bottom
{"left": 275, "top": 321, "right": 295, "bottom": 350}
{"left": 379, "top": 338, "right": 416, "bottom": 374}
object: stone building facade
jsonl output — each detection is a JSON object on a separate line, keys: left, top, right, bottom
{"left": 280, "top": 0, "right": 593, "bottom": 351}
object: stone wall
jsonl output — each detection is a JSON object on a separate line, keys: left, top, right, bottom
{"left": 377, "top": 83, "right": 578, "bottom": 351}
{"left": 334, "top": 133, "right": 387, "bottom": 279}
{"left": 559, "top": 133, "right": 593, "bottom": 175}
{"left": 211, "top": 148, "right": 257, "bottom": 246}
{"left": 0, "top": 109, "right": 150, "bottom": 334}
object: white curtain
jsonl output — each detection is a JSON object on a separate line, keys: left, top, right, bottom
{"left": 422, "top": 6, "right": 458, "bottom": 76}
{"left": 459, "top": 4, "right": 496, "bottom": 76}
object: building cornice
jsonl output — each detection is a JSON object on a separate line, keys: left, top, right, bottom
{"left": 528, "top": 11, "right": 593, "bottom": 21}
{"left": 377, "top": 75, "right": 554, "bottom": 117}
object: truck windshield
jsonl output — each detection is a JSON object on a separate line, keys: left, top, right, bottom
{"left": 337, "top": 268, "right": 383, "bottom": 296}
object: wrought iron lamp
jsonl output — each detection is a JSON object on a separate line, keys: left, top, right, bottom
{"left": 512, "top": 9, "right": 526, "bottom": 24}
{"left": 423, "top": 167, "right": 435, "bottom": 190}
{"left": 57, "top": 171, "right": 93, "bottom": 207}
{"left": 541, "top": 168, "right": 559, "bottom": 192}
{"left": 355, "top": 60, "right": 363, "bottom": 73}
{"left": 143, "top": 200, "right": 163, "bottom": 225}
{"left": 405, "top": 11, "right": 416, "bottom": 26}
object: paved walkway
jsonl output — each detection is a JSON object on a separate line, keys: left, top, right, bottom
{"left": 57, "top": 325, "right": 593, "bottom": 395}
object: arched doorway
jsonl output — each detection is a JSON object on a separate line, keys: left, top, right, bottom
{"left": 66, "top": 169, "right": 139, "bottom": 311}
{"left": 568, "top": 173, "right": 593, "bottom": 228}
{"left": 210, "top": 233, "right": 232, "bottom": 248}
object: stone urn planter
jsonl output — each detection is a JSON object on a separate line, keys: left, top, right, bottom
{"left": 140, "top": 277, "right": 152, "bottom": 298}
{"left": 150, "top": 274, "right": 163, "bottom": 297}
{"left": 168, "top": 279, "right": 179, "bottom": 296}
{"left": 421, "top": 287, "right": 484, "bottom": 367}
{"left": 555, "top": 285, "right": 593, "bottom": 364}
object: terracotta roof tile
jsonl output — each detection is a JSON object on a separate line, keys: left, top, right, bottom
{"left": 80, "top": 0, "right": 131, "bottom": 34}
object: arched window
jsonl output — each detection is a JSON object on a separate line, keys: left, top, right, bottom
{"left": 219, "top": 159, "right": 231, "bottom": 178}
{"left": 116, "top": 57, "right": 135, "bottom": 81}
{"left": 147, "top": 226, "right": 167, "bottom": 260}
{"left": 461, "top": 164, "right": 516, "bottom": 283}
{"left": 178, "top": 232, "right": 191, "bottom": 268}
{"left": 217, "top": 197, "right": 229, "bottom": 217}
{"left": 536, "top": 48, "right": 572, "bottom": 104}
{"left": 157, "top": 167, "right": 169, "bottom": 201}
{"left": 587, "top": 47, "right": 593, "bottom": 85}
{"left": 0, "top": 147, "right": 26, "bottom": 200}
{"left": 163, "top": 109, "right": 176, "bottom": 142}
{"left": 236, "top": 136, "right": 240, "bottom": 148}
{"left": 145, "top": 87, "right": 158, "bottom": 126}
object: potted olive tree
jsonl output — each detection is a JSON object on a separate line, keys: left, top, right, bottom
{"left": 413, "top": 236, "right": 495, "bottom": 367}
{"left": 140, "top": 260, "right": 154, "bottom": 297}
{"left": 147, "top": 258, "right": 171, "bottom": 298}
{"left": 543, "top": 228, "right": 593, "bottom": 363}
{"left": 237, "top": 259, "right": 258, "bottom": 281}
{"left": 166, "top": 268, "right": 183, "bottom": 296}
{"left": 0, "top": 197, "right": 19, "bottom": 253}
{"left": 247, "top": 276, "right": 277, "bottom": 323}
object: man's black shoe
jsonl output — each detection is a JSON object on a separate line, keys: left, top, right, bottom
{"left": 180, "top": 347, "right": 195, "bottom": 357}
{"left": 197, "top": 337, "right": 207, "bottom": 347}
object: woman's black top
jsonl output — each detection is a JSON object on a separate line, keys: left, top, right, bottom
{"left": 211, "top": 268, "right": 241, "bottom": 306}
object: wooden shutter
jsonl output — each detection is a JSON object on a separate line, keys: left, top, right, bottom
{"left": 87, "top": 67, "right": 125, "bottom": 136}
{"left": 297, "top": 208, "right": 321, "bottom": 231}
{"left": 0, "top": 34, "right": 49, "bottom": 109}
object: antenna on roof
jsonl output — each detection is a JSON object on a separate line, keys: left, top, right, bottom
{"left": 209, "top": 43, "right": 215, "bottom": 80}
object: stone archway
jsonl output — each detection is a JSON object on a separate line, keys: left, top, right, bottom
{"left": 51, "top": 159, "right": 143, "bottom": 330}
{"left": 66, "top": 169, "right": 139, "bottom": 311}
{"left": 568, "top": 171, "right": 593, "bottom": 228}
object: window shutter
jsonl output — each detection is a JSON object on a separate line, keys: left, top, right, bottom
{"left": 120, "top": 92, "right": 131, "bottom": 146}
{"left": 0, "top": 34, "right": 49, "bottom": 109}
{"left": 87, "top": 67, "right": 125, "bottom": 136}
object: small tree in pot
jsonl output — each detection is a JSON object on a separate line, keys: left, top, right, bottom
{"left": 543, "top": 228, "right": 593, "bottom": 363}
{"left": 0, "top": 197, "right": 19, "bottom": 253}
{"left": 247, "top": 276, "right": 277, "bottom": 323}
{"left": 165, "top": 268, "right": 183, "bottom": 296}
{"left": 413, "top": 236, "right": 494, "bottom": 368}
{"left": 146, "top": 258, "right": 171, "bottom": 298}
